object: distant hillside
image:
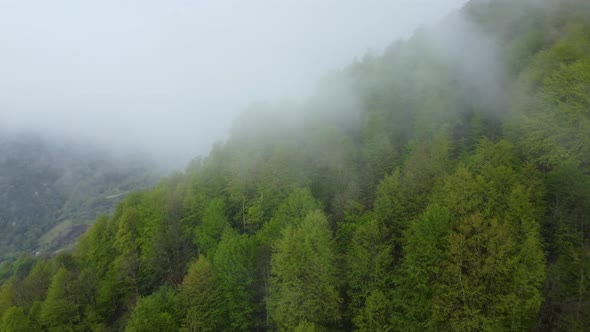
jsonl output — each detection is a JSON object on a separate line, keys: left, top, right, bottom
{"left": 0, "top": 133, "right": 159, "bottom": 258}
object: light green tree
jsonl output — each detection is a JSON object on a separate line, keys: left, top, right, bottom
{"left": 0, "top": 306, "right": 36, "bottom": 332}
{"left": 268, "top": 210, "right": 342, "bottom": 331}
{"left": 125, "top": 286, "right": 180, "bottom": 332}
{"left": 179, "top": 256, "right": 222, "bottom": 332}
{"left": 213, "top": 230, "right": 258, "bottom": 331}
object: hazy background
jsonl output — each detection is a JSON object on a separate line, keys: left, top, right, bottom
{"left": 0, "top": 0, "right": 468, "bottom": 170}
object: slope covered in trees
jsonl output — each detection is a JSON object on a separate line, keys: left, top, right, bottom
{"left": 0, "top": 133, "right": 158, "bottom": 259}
{"left": 1, "top": 0, "right": 590, "bottom": 330}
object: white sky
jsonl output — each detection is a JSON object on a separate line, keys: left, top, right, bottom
{"left": 0, "top": 0, "right": 468, "bottom": 169}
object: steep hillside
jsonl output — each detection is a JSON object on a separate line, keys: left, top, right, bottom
{"left": 0, "top": 133, "right": 158, "bottom": 258}
{"left": 1, "top": 0, "right": 589, "bottom": 331}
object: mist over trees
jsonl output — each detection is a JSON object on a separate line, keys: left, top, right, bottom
{"left": 0, "top": 134, "right": 158, "bottom": 259}
{"left": 1, "top": 0, "right": 590, "bottom": 331}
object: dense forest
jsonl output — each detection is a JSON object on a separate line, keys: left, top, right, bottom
{"left": 1, "top": 0, "right": 590, "bottom": 330}
{"left": 0, "top": 133, "right": 158, "bottom": 259}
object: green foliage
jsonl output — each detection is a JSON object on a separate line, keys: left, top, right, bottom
{"left": 0, "top": 278, "right": 16, "bottom": 317}
{"left": 77, "top": 214, "right": 117, "bottom": 275}
{"left": 21, "top": 260, "right": 54, "bottom": 310}
{"left": 373, "top": 135, "right": 450, "bottom": 262}
{"left": 346, "top": 219, "right": 393, "bottom": 328}
{"left": 0, "top": 306, "right": 36, "bottom": 332}
{"left": 0, "top": 261, "right": 13, "bottom": 283}
{"left": 138, "top": 181, "right": 194, "bottom": 287}
{"left": 196, "top": 199, "right": 229, "bottom": 254}
{"left": 509, "top": 23, "right": 590, "bottom": 172}
{"left": 39, "top": 267, "right": 80, "bottom": 330}
{"left": 293, "top": 320, "right": 323, "bottom": 332}
{"left": 0, "top": 135, "right": 157, "bottom": 259}
{"left": 179, "top": 256, "right": 222, "bottom": 332}
{"left": 394, "top": 140, "right": 547, "bottom": 331}
{"left": 393, "top": 205, "right": 452, "bottom": 331}
{"left": 213, "top": 231, "right": 258, "bottom": 331}
{"left": 268, "top": 210, "right": 342, "bottom": 330}
{"left": 2, "top": 1, "right": 590, "bottom": 330}
{"left": 125, "top": 286, "right": 180, "bottom": 332}
{"left": 258, "top": 188, "right": 321, "bottom": 245}
{"left": 537, "top": 162, "right": 590, "bottom": 330}
{"left": 353, "top": 290, "right": 393, "bottom": 332}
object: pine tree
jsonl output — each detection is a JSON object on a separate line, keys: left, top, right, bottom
{"left": 213, "top": 230, "right": 258, "bottom": 331}
{"left": 179, "top": 256, "right": 222, "bottom": 332}
{"left": 195, "top": 198, "right": 229, "bottom": 255}
{"left": 39, "top": 267, "right": 80, "bottom": 331}
{"left": 125, "top": 286, "right": 180, "bottom": 332}
{"left": 268, "top": 210, "right": 342, "bottom": 330}
{"left": 0, "top": 306, "right": 36, "bottom": 332}
{"left": 393, "top": 205, "right": 451, "bottom": 331}
{"left": 345, "top": 219, "right": 393, "bottom": 329}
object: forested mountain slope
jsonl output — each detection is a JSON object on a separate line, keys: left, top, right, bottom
{"left": 1, "top": 0, "right": 590, "bottom": 331}
{"left": 0, "top": 133, "right": 158, "bottom": 259}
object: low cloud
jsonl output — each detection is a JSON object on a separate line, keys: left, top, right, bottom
{"left": 0, "top": 0, "right": 468, "bottom": 170}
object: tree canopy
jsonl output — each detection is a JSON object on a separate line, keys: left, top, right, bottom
{"left": 1, "top": 0, "right": 589, "bottom": 331}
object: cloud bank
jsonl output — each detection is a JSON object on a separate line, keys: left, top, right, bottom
{"left": 0, "top": 0, "right": 468, "bottom": 169}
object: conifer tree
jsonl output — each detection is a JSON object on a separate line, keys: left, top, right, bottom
{"left": 268, "top": 210, "right": 342, "bottom": 330}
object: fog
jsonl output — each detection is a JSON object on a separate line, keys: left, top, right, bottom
{"left": 0, "top": 0, "right": 468, "bottom": 170}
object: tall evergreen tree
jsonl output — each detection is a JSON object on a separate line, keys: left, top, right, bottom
{"left": 179, "top": 256, "right": 222, "bottom": 332}
{"left": 213, "top": 230, "right": 258, "bottom": 331}
{"left": 268, "top": 210, "right": 342, "bottom": 331}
